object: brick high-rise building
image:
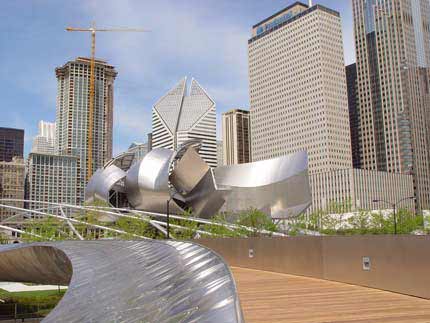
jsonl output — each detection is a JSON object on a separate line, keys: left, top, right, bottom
{"left": 0, "top": 157, "right": 25, "bottom": 220}
{"left": 222, "top": 109, "right": 250, "bottom": 165}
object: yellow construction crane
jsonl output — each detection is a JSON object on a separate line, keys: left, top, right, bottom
{"left": 66, "top": 22, "right": 149, "bottom": 182}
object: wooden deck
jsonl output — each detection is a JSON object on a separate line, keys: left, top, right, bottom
{"left": 231, "top": 267, "right": 430, "bottom": 323}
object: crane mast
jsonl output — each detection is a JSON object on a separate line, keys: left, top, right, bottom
{"left": 66, "top": 23, "right": 149, "bottom": 182}
{"left": 88, "top": 28, "right": 96, "bottom": 183}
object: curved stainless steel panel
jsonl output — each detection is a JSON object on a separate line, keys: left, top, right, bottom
{"left": 125, "top": 148, "right": 182, "bottom": 214}
{"left": 84, "top": 168, "right": 104, "bottom": 204}
{"left": 0, "top": 241, "right": 244, "bottom": 323}
{"left": 215, "top": 151, "right": 308, "bottom": 187}
{"left": 169, "top": 147, "right": 209, "bottom": 194}
{"left": 84, "top": 165, "right": 126, "bottom": 204}
{"left": 183, "top": 169, "right": 228, "bottom": 219}
{"left": 214, "top": 151, "right": 311, "bottom": 218}
{"left": 169, "top": 147, "right": 226, "bottom": 218}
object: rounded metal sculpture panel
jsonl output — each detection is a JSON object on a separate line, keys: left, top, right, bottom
{"left": 125, "top": 148, "right": 182, "bottom": 214}
{"left": 214, "top": 151, "right": 311, "bottom": 218}
{"left": 85, "top": 165, "right": 126, "bottom": 204}
{"left": 214, "top": 151, "right": 308, "bottom": 187}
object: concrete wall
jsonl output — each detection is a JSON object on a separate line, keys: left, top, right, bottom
{"left": 197, "top": 236, "right": 430, "bottom": 299}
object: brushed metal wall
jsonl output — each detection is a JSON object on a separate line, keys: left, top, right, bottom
{"left": 197, "top": 236, "right": 430, "bottom": 299}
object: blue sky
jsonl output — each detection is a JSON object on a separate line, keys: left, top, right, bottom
{"left": 0, "top": 0, "right": 354, "bottom": 156}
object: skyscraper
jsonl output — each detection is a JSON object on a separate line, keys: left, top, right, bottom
{"left": 346, "top": 64, "right": 361, "bottom": 169}
{"left": 152, "top": 77, "right": 217, "bottom": 167}
{"left": 249, "top": 2, "right": 352, "bottom": 172}
{"left": 248, "top": 2, "right": 415, "bottom": 213}
{"left": 353, "top": 0, "right": 430, "bottom": 210}
{"left": 222, "top": 109, "right": 250, "bottom": 165}
{"left": 0, "top": 127, "right": 24, "bottom": 162}
{"left": 32, "top": 121, "right": 56, "bottom": 154}
{"left": 55, "top": 57, "right": 117, "bottom": 203}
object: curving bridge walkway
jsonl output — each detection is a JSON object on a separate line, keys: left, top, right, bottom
{"left": 0, "top": 241, "right": 243, "bottom": 323}
{"left": 2, "top": 241, "right": 430, "bottom": 322}
{"left": 232, "top": 267, "right": 430, "bottom": 323}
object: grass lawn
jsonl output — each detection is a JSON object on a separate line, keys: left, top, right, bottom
{"left": 0, "top": 288, "right": 66, "bottom": 318}
{"left": 0, "top": 289, "right": 66, "bottom": 299}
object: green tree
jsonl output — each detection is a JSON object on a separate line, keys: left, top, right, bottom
{"left": 200, "top": 213, "right": 244, "bottom": 238}
{"left": 115, "top": 216, "right": 162, "bottom": 240}
{"left": 0, "top": 232, "right": 9, "bottom": 244}
{"left": 396, "top": 209, "right": 423, "bottom": 234}
{"left": 236, "top": 208, "right": 278, "bottom": 237}
{"left": 80, "top": 200, "right": 112, "bottom": 223}
{"left": 346, "top": 210, "right": 371, "bottom": 235}
{"left": 284, "top": 202, "right": 426, "bottom": 236}
{"left": 22, "top": 216, "right": 69, "bottom": 242}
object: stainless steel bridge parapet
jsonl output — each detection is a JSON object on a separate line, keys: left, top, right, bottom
{"left": 0, "top": 240, "right": 244, "bottom": 323}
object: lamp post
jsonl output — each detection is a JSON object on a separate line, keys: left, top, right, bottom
{"left": 166, "top": 197, "right": 172, "bottom": 239}
{"left": 166, "top": 191, "right": 180, "bottom": 240}
{"left": 373, "top": 196, "right": 415, "bottom": 234}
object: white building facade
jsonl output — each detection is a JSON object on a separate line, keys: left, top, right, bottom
{"left": 32, "top": 121, "right": 56, "bottom": 154}
{"left": 152, "top": 77, "right": 217, "bottom": 167}
{"left": 26, "top": 153, "right": 79, "bottom": 214}
{"left": 249, "top": 3, "right": 352, "bottom": 172}
{"left": 310, "top": 169, "right": 414, "bottom": 213}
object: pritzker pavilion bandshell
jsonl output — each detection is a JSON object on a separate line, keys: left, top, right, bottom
{"left": 85, "top": 140, "right": 312, "bottom": 219}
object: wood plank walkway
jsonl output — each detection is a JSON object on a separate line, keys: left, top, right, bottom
{"left": 231, "top": 267, "right": 430, "bottom": 323}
